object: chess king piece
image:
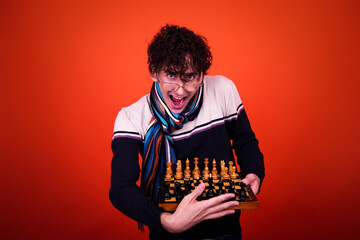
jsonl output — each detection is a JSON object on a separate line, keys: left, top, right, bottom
{"left": 175, "top": 160, "right": 183, "bottom": 179}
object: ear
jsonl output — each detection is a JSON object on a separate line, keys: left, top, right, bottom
{"left": 150, "top": 71, "right": 158, "bottom": 82}
{"left": 199, "top": 72, "right": 204, "bottom": 83}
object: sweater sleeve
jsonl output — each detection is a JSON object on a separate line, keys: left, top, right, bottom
{"left": 109, "top": 110, "right": 164, "bottom": 229}
{"left": 221, "top": 77, "right": 265, "bottom": 185}
{"left": 230, "top": 110, "right": 265, "bottom": 183}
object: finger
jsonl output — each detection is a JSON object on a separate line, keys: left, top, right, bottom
{"left": 251, "top": 186, "right": 258, "bottom": 195}
{"left": 241, "top": 179, "right": 259, "bottom": 195}
{"left": 241, "top": 178, "right": 250, "bottom": 185}
{"left": 187, "top": 182, "right": 205, "bottom": 201}
{"left": 203, "top": 209, "right": 236, "bottom": 221}
{"left": 201, "top": 193, "right": 235, "bottom": 207}
{"left": 205, "top": 200, "right": 239, "bottom": 215}
{"left": 250, "top": 183, "right": 259, "bottom": 195}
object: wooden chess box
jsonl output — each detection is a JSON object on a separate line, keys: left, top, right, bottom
{"left": 157, "top": 158, "right": 259, "bottom": 211}
{"left": 158, "top": 176, "right": 259, "bottom": 211}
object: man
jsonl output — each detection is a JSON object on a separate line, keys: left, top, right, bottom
{"left": 110, "top": 24, "right": 265, "bottom": 240}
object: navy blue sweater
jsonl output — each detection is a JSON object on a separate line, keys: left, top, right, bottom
{"left": 110, "top": 76, "right": 265, "bottom": 239}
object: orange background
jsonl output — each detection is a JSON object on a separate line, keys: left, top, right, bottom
{"left": 1, "top": 0, "right": 360, "bottom": 239}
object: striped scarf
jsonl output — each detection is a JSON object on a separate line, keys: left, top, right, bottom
{"left": 140, "top": 81, "right": 203, "bottom": 200}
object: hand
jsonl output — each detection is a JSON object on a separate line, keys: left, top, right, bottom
{"left": 160, "top": 183, "right": 238, "bottom": 233}
{"left": 241, "top": 173, "right": 260, "bottom": 195}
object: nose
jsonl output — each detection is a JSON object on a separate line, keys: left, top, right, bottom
{"left": 174, "top": 82, "right": 186, "bottom": 95}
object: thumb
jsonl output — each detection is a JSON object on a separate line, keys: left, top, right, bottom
{"left": 241, "top": 173, "right": 257, "bottom": 185}
{"left": 241, "top": 177, "right": 250, "bottom": 185}
{"left": 241, "top": 174, "right": 260, "bottom": 195}
{"left": 189, "top": 182, "right": 205, "bottom": 201}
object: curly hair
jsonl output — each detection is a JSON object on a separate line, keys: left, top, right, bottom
{"left": 147, "top": 25, "right": 212, "bottom": 76}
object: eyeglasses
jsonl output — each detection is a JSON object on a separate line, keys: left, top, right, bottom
{"left": 157, "top": 73, "right": 204, "bottom": 92}
{"left": 159, "top": 80, "right": 202, "bottom": 92}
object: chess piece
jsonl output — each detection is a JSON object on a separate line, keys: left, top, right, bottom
{"left": 222, "top": 167, "right": 230, "bottom": 179}
{"left": 202, "top": 158, "right": 210, "bottom": 176}
{"left": 217, "top": 178, "right": 225, "bottom": 196}
{"left": 194, "top": 177, "right": 201, "bottom": 187}
{"left": 217, "top": 179, "right": 224, "bottom": 189}
{"left": 175, "top": 160, "right": 183, "bottom": 179}
{"left": 239, "top": 182, "right": 247, "bottom": 201}
{"left": 229, "top": 181, "right": 236, "bottom": 200}
{"left": 164, "top": 182, "right": 171, "bottom": 200}
{"left": 228, "top": 180, "right": 236, "bottom": 194}
{"left": 228, "top": 161, "right": 234, "bottom": 175}
{"left": 220, "top": 160, "right": 226, "bottom": 177}
{"left": 202, "top": 158, "right": 210, "bottom": 180}
{"left": 206, "top": 187, "right": 215, "bottom": 199}
{"left": 206, "top": 175, "right": 215, "bottom": 199}
{"left": 175, "top": 181, "right": 184, "bottom": 201}
{"left": 230, "top": 166, "right": 237, "bottom": 179}
{"left": 184, "top": 179, "right": 192, "bottom": 195}
{"left": 184, "top": 158, "right": 191, "bottom": 179}
{"left": 165, "top": 162, "right": 173, "bottom": 181}
{"left": 211, "top": 158, "right": 219, "bottom": 179}
{"left": 192, "top": 157, "right": 201, "bottom": 179}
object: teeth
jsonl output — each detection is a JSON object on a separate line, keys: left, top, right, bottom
{"left": 173, "top": 96, "right": 183, "bottom": 100}
{"left": 171, "top": 95, "right": 184, "bottom": 106}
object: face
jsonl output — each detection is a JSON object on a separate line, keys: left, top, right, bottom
{"left": 151, "top": 67, "right": 203, "bottom": 114}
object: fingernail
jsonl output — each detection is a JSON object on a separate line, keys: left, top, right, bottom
{"left": 234, "top": 201, "right": 239, "bottom": 206}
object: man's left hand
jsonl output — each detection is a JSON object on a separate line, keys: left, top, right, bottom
{"left": 241, "top": 173, "right": 260, "bottom": 195}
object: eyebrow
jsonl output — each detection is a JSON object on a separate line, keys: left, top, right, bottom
{"left": 185, "top": 72, "right": 198, "bottom": 75}
{"left": 163, "top": 67, "right": 199, "bottom": 76}
{"left": 163, "top": 67, "right": 178, "bottom": 74}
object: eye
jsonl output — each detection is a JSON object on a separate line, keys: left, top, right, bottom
{"left": 167, "top": 73, "right": 176, "bottom": 79}
{"left": 187, "top": 74, "right": 197, "bottom": 81}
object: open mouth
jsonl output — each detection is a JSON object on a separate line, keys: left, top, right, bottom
{"left": 170, "top": 95, "right": 185, "bottom": 107}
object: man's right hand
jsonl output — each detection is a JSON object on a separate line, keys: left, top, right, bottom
{"left": 160, "top": 182, "right": 239, "bottom": 233}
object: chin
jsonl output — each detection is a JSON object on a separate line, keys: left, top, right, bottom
{"left": 171, "top": 109, "right": 183, "bottom": 114}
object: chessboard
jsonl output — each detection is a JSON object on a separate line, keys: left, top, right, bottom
{"left": 158, "top": 158, "right": 259, "bottom": 211}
